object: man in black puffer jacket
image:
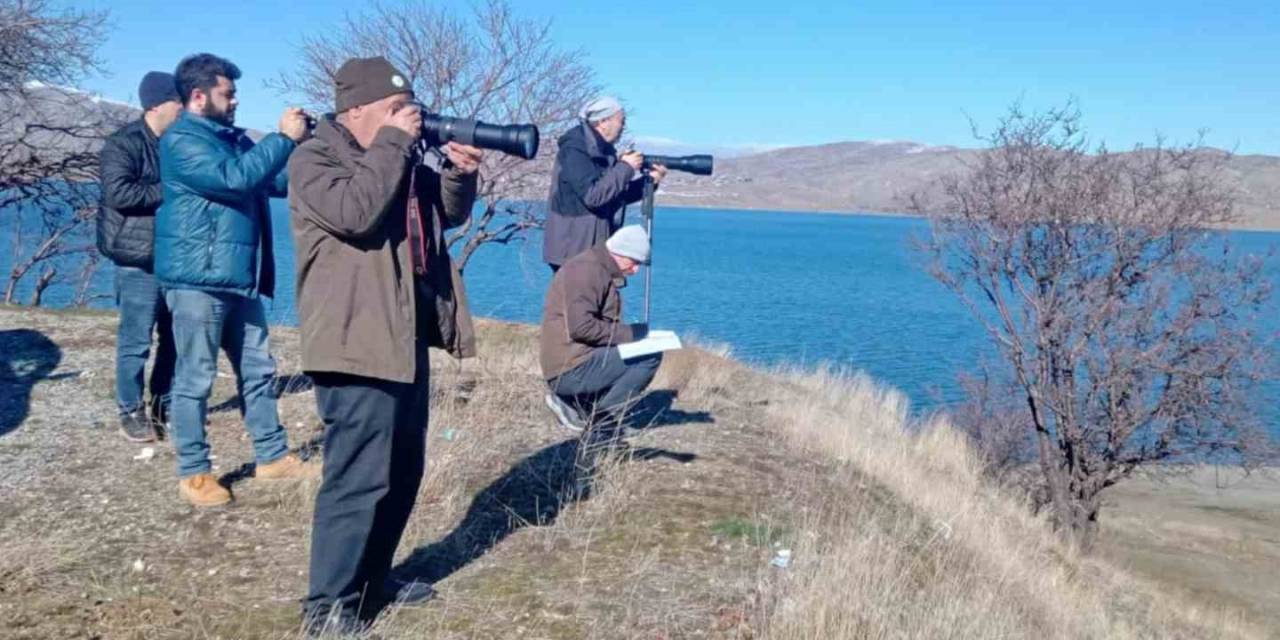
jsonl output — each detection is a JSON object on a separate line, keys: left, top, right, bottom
{"left": 97, "top": 71, "right": 183, "bottom": 443}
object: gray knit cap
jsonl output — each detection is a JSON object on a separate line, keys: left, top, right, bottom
{"left": 605, "top": 225, "right": 650, "bottom": 264}
{"left": 580, "top": 96, "right": 623, "bottom": 123}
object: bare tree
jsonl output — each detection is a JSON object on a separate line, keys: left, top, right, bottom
{"left": 0, "top": 0, "right": 104, "bottom": 90}
{"left": 917, "top": 103, "right": 1275, "bottom": 550}
{"left": 947, "top": 367, "right": 1037, "bottom": 485}
{"left": 1, "top": 0, "right": 114, "bottom": 306}
{"left": 271, "top": 0, "right": 597, "bottom": 272}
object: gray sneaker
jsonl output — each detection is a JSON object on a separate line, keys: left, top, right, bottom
{"left": 119, "top": 410, "right": 157, "bottom": 443}
{"left": 544, "top": 393, "right": 585, "bottom": 432}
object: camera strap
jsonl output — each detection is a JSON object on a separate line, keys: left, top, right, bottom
{"left": 406, "top": 169, "right": 429, "bottom": 277}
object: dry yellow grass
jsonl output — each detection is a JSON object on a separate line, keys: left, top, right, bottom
{"left": 0, "top": 306, "right": 1271, "bottom": 638}
{"left": 745, "top": 364, "right": 1266, "bottom": 639}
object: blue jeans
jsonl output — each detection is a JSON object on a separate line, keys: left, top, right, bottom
{"left": 165, "top": 289, "right": 289, "bottom": 478}
{"left": 114, "top": 266, "right": 175, "bottom": 416}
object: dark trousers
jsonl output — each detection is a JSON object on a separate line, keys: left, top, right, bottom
{"left": 550, "top": 347, "right": 661, "bottom": 437}
{"left": 114, "top": 266, "right": 174, "bottom": 417}
{"left": 305, "top": 352, "right": 429, "bottom": 616}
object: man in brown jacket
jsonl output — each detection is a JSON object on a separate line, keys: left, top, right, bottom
{"left": 287, "top": 56, "right": 481, "bottom": 634}
{"left": 541, "top": 225, "right": 662, "bottom": 442}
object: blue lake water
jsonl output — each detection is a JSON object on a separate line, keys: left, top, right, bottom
{"left": 5, "top": 202, "right": 1278, "bottom": 433}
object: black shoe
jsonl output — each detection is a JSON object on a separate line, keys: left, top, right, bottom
{"left": 378, "top": 578, "right": 438, "bottom": 607}
{"left": 119, "top": 410, "right": 157, "bottom": 443}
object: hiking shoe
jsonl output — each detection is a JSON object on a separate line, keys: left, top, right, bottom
{"left": 256, "top": 453, "right": 318, "bottom": 480}
{"left": 544, "top": 393, "right": 585, "bottom": 432}
{"left": 178, "top": 473, "right": 232, "bottom": 507}
{"left": 119, "top": 410, "right": 157, "bottom": 443}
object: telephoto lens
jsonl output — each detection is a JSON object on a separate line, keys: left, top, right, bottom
{"left": 642, "top": 154, "right": 714, "bottom": 176}
{"left": 412, "top": 102, "right": 539, "bottom": 160}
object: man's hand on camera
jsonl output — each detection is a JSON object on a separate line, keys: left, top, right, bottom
{"left": 648, "top": 164, "right": 668, "bottom": 184}
{"left": 444, "top": 142, "right": 483, "bottom": 175}
{"left": 387, "top": 103, "right": 422, "bottom": 139}
{"left": 620, "top": 151, "right": 644, "bottom": 172}
{"left": 279, "top": 107, "right": 310, "bottom": 143}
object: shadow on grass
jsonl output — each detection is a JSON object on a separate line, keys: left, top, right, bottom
{"left": 0, "top": 329, "right": 62, "bottom": 438}
{"left": 625, "top": 389, "right": 715, "bottom": 430}
{"left": 390, "top": 435, "right": 697, "bottom": 589}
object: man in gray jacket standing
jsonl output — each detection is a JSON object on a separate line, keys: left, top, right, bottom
{"left": 543, "top": 96, "right": 666, "bottom": 272}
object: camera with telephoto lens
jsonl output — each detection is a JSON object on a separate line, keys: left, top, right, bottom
{"left": 408, "top": 101, "right": 540, "bottom": 160}
{"left": 641, "top": 154, "right": 714, "bottom": 176}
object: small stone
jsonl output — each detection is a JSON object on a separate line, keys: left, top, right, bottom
{"left": 131, "top": 559, "right": 145, "bottom": 572}
{"left": 207, "top": 568, "right": 218, "bottom": 577}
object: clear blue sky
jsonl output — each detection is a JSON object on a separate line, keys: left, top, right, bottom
{"left": 80, "top": 0, "right": 1280, "bottom": 155}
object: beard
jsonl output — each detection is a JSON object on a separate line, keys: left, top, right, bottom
{"left": 201, "top": 102, "right": 236, "bottom": 127}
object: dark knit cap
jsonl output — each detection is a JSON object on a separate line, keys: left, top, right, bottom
{"left": 138, "top": 71, "right": 180, "bottom": 110}
{"left": 334, "top": 56, "right": 412, "bottom": 112}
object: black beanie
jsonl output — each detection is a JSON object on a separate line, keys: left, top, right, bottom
{"left": 138, "top": 71, "right": 180, "bottom": 110}
{"left": 333, "top": 57, "right": 411, "bottom": 112}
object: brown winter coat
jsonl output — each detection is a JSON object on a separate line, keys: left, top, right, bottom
{"left": 288, "top": 116, "right": 478, "bottom": 384}
{"left": 540, "top": 245, "right": 636, "bottom": 381}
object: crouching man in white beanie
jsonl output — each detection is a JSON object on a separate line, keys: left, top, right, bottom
{"left": 539, "top": 225, "right": 661, "bottom": 449}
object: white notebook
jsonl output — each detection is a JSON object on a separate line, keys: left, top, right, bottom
{"left": 618, "top": 330, "right": 683, "bottom": 360}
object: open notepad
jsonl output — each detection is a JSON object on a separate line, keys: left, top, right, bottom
{"left": 618, "top": 330, "right": 683, "bottom": 360}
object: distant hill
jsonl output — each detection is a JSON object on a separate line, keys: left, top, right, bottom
{"left": 2, "top": 82, "right": 266, "bottom": 157}
{"left": 11, "top": 85, "right": 1277, "bottom": 230}
{"left": 656, "top": 140, "right": 1280, "bottom": 231}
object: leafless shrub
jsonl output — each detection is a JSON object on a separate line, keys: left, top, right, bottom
{"left": 1, "top": 1, "right": 117, "bottom": 306}
{"left": 916, "top": 102, "right": 1276, "bottom": 549}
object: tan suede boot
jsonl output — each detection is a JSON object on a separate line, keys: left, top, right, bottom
{"left": 255, "top": 453, "right": 317, "bottom": 480}
{"left": 178, "top": 473, "right": 232, "bottom": 507}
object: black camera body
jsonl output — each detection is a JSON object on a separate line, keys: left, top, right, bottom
{"left": 642, "top": 154, "right": 714, "bottom": 176}
{"left": 413, "top": 102, "right": 540, "bottom": 160}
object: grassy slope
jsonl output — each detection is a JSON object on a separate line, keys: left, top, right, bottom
{"left": 0, "top": 305, "right": 1272, "bottom": 639}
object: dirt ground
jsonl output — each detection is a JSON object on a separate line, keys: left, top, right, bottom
{"left": 0, "top": 307, "right": 825, "bottom": 638}
{"left": 2, "top": 305, "right": 1277, "bottom": 638}
{"left": 1101, "top": 467, "right": 1280, "bottom": 632}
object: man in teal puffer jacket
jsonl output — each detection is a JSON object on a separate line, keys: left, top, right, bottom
{"left": 155, "top": 53, "right": 312, "bottom": 507}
